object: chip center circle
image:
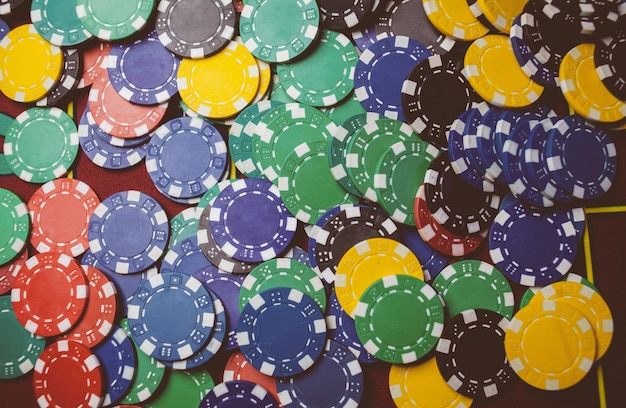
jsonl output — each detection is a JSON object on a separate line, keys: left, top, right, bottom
{"left": 225, "top": 193, "right": 281, "bottom": 246}
{"left": 160, "top": 132, "right": 212, "bottom": 181}
{"left": 255, "top": 303, "right": 309, "bottom": 359}
{"left": 169, "top": 0, "right": 221, "bottom": 43}
{"left": 371, "top": 291, "right": 424, "bottom": 347}
{"left": 102, "top": 206, "right": 153, "bottom": 258}
{"left": 143, "top": 288, "right": 200, "bottom": 343}
{"left": 253, "top": 0, "right": 305, "bottom": 48}
{"left": 39, "top": 193, "right": 88, "bottom": 243}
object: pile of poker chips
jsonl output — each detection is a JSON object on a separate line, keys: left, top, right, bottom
{"left": 0, "top": 0, "right": 624, "bottom": 407}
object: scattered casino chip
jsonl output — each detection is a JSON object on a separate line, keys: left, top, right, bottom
{"left": 30, "top": 0, "right": 92, "bottom": 46}
{"left": 0, "top": 188, "right": 29, "bottom": 266}
{"left": 75, "top": 0, "right": 154, "bottom": 41}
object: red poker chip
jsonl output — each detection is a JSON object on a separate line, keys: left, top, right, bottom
{"left": 57, "top": 266, "right": 117, "bottom": 348}
{"left": 33, "top": 340, "right": 104, "bottom": 408}
{"left": 223, "top": 351, "right": 279, "bottom": 403}
{"left": 0, "top": 248, "right": 27, "bottom": 295}
{"left": 78, "top": 41, "right": 112, "bottom": 89}
{"left": 88, "top": 74, "right": 168, "bottom": 139}
{"left": 414, "top": 184, "right": 486, "bottom": 257}
{"left": 28, "top": 178, "right": 100, "bottom": 257}
{"left": 11, "top": 252, "right": 88, "bottom": 337}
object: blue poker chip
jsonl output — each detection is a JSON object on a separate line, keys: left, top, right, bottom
{"left": 283, "top": 246, "right": 313, "bottom": 269}
{"left": 209, "top": 178, "right": 297, "bottom": 263}
{"left": 193, "top": 264, "right": 246, "bottom": 351}
{"left": 78, "top": 107, "right": 148, "bottom": 170}
{"left": 146, "top": 116, "right": 228, "bottom": 199}
{"left": 461, "top": 103, "right": 497, "bottom": 183}
{"left": 0, "top": 18, "right": 9, "bottom": 40}
{"left": 448, "top": 103, "right": 496, "bottom": 192}
{"left": 353, "top": 35, "right": 432, "bottom": 121}
{"left": 92, "top": 325, "right": 136, "bottom": 406}
{"left": 160, "top": 236, "right": 212, "bottom": 275}
{"left": 475, "top": 106, "right": 507, "bottom": 183}
{"left": 108, "top": 30, "right": 180, "bottom": 105}
{"left": 236, "top": 287, "right": 327, "bottom": 377}
{"left": 162, "top": 288, "right": 226, "bottom": 370}
{"left": 545, "top": 116, "right": 617, "bottom": 200}
{"left": 325, "top": 290, "right": 378, "bottom": 364}
{"left": 510, "top": 15, "right": 559, "bottom": 87}
{"left": 397, "top": 223, "right": 448, "bottom": 281}
{"left": 277, "top": 339, "right": 364, "bottom": 407}
{"left": 489, "top": 201, "right": 579, "bottom": 287}
{"left": 501, "top": 117, "right": 555, "bottom": 208}
{"left": 88, "top": 190, "right": 168, "bottom": 274}
{"left": 351, "top": 23, "right": 377, "bottom": 52}
{"left": 199, "top": 380, "right": 279, "bottom": 408}
{"left": 128, "top": 272, "right": 216, "bottom": 361}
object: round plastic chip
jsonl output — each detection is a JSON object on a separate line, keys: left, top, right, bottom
{"left": 75, "top": 0, "right": 154, "bottom": 41}
{"left": 0, "top": 188, "right": 29, "bottom": 266}
{"left": 30, "top": 0, "right": 92, "bottom": 46}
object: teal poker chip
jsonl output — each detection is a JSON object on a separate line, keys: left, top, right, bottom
{"left": 30, "top": 0, "right": 92, "bottom": 46}
{"left": 75, "top": 0, "right": 154, "bottom": 41}
{"left": 0, "top": 190, "right": 29, "bottom": 266}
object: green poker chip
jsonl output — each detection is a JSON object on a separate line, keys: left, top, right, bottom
{"left": 145, "top": 369, "right": 214, "bottom": 408}
{"left": 168, "top": 207, "right": 199, "bottom": 250}
{"left": 4, "top": 107, "right": 78, "bottom": 183}
{"left": 322, "top": 92, "right": 367, "bottom": 125}
{"left": 354, "top": 275, "right": 445, "bottom": 364}
{"left": 0, "top": 113, "right": 15, "bottom": 175}
{"left": 75, "top": 0, "right": 154, "bottom": 41}
{"left": 239, "top": 258, "right": 327, "bottom": 313}
{"left": 374, "top": 139, "right": 439, "bottom": 226}
{"left": 276, "top": 29, "right": 357, "bottom": 107}
{"left": 30, "top": 0, "right": 92, "bottom": 46}
{"left": 0, "top": 188, "right": 29, "bottom": 266}
{"left": 432, "top": 260, "right": 515, "bottom": 320}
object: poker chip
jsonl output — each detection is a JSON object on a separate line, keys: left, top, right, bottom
{"left": 531, "top": 281, "right": 613, "bottom": 360}
{"left": 156, "top": 0, "right": 235, "bottom": 59}
{"left": 93, "top": 325, "right": 136, "bottom": 406}
{"left": 545, "top": 116, "right": 617, "bottom": 200}
{"left": 335, "top": 237, "right": 424, "bottom": 317}
{"left": 323, "top": 92, "right": 367, "bottom": 125}
{"left": 353, "top": 35, "right": 432, "bottom": 121}
{"left": 463, "top": 34, "right": 544, "bottom": 108}
{"left": 314, "top": 205, "right": 400, "bottom": 284}
{"left": 127, "top": 272, "right": 215, "bottom": 361}
{"left": 351, "top": 23, "right": 378, "bottom": 52}
{"left": 4, "top": 107, "right": 78, "bottom": 183}
{"left": 424, "top": 153, "right": 500, "bottom": 235}
{"left": 209, "top": 178, "right": 297, "bottom": 262}
{"left": 488, "top": 201, "right": 579, "bottom": 287}
{"left": 177, "top": 41, "right": 259, "bottom": 119}
{"left": 277, "top": 339, "right": 364, "bottom": 407}
{"left": 239, "top": 258, "right": 326, "bottom": 312}
{"left": 108, "top": 30, "right": 180, "bottom": 105}
{"left": 35, "top": 48, "right": 82, "bottom": 107}
{"left": 354, "top": 274, "right": 445, "bottom": 364}
{"left": 0, "top": 112, "right": 15, "bottom": 175}
{"left": 389, "top": 356, "right": 473, "bottom": 407}
{"left": 422, "top": 0, "right": 489, "bottom": 40}
{"left": 505, "top": 299, "right": 597, "bottom": 390}
{"left": 161, "top": 236, "right": 212, "bottom": 278}
{"left": 595, "top": 26, "right": 626, "bottom": 101}
{"left": 0, "top": 188, "right": 29, "bottom": 266}
{"left": 253, "top": 102, "right": 336, "bottom": 183}
{"left": 346, "top": 117, "right": 418, "bottom": 201}
{"left": 474, "top": 0, "right": 526, "bottom": 33}
{"left": 237, "top": 287, "right": 326, "bottom": 377}
{"left": 397, "top": 223, "right": 449, "bottom": 281}
{"left": 561, "top": 43, "right": 626, "bottom": 123}
{"left": 57, "top": 266, "right": 117, "bottom": 348}
{"left": 317, "top": 0, "right": 374, "bottom": 30}
{"left": 146, "top": 116, "right": 227, "bottom": 199}
{"left": 88, "top": 190, "right": 169, "bottom": 274}
{"left": 433, "top": 260, "right": 514, "bottom": 320}
{"left": 460, "top": 103, "right": 501, "bottom": 185}
{"left": 145, "top": 369, "right": 215, "bottom": 408}
{"left": 223, "top": 351, "right": 279, "bottom": 403}
{"left": 518, "top": 272, "right": 599, "bottom": 309}
{"left": 436, "top": 309, "right": 513, "bottom": 398}
{"left": 276, "top": 29, "right": 357, "bottom": 107}
{"left": 402, "top": 52, "right": 479, "bottom": 149}
{"left": 278, "top": 141, "right": 359, "bottom": 224}
{"left": 414, "top": 183, "right": 488, "bottom": 257}
{"left": 0, "top": 248, "right": 27, "bottom": 295}
{"left": 169, "top": 207, "right": 199, "bottom": 249}
{"left": 0, "top": 18, "right": 7, "bottom": 42}
{"left": 119, "top": 318, "right": 166, "bottom": 404}
{"left": 78, "top": 41, "right": 111, "bottom": 89}
{"left": 30, "top": 0, "right": 92, "bottom": 46}
{"left": 239, "top": 0, "right": 320, "bottom": 63}
{"left": 0, "top": 24, "right": 63, "bottom": 103}
{"left": 88, "top": 74, "right": 168, "bottom": 139}
{"left": 33, "top": 340, "right": 103, "bottom": 408}
{"left": 11, "top": 252, "right": 87, "bottom": 337}
{"left": 199, "top": 380, "right": 279, "bottom": 407}
{"left": 75, "top": 0, "right": 154, "bottom": 41}
{"left": 0, "top": 295, "right": 45, "bottom": 379}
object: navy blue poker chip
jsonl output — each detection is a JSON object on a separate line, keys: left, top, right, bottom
{"left": 351, "top": 23, "right": 377, "bottom": 52}
{"left": 108, "top": 30, "right": 180, "bottom": 105}
{"left": 236, "top": 287, "right": 326, "bottom": 378}
{"left": 353, "top": 35, "right": 432, "bottom": 122}
{"left": 127, "top": 272, "right": 216, "bottom": 362}
{"left": 510, "top": 15, "right": 559, "bottom": 87}
{"left": 0, "top": 18, "right": 9, "bottom": 40}
{"left": 475, "top": 106, "right": 507, "bottom": 184}
{"left": 277, "top": 339, "right": 364, "bottom": 407}
{"left": 199, "top": 380, "right": 279, "bottom": 408}
{"left": 146, "top": 116, "right": 228, "bottom": 199}
{"left": 88, "top": 190, "right": 168, "bottom": 274}
{"left": 160, "top": 236, "right": 212, "bottom": 275}
{"left": 209, "top": 178, "right": 297, "bottom": 263}
{"left": 93, "top": 325, "right": 136, "bottom": 406}
{"left": 489, "top": 201, "right": 579, "bottom": 287}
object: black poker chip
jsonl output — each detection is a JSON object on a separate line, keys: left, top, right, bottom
{"left": 594, "top": 18, "right": 626, "bottom": 101}
{"left": 435, "top": 308, "right": 514, "bottom": 399}
{"left": 317, "top": 0, "right": 376, "bottom": 31}
{"left": 35, "top": 48, "right": 82, "bottom": 107}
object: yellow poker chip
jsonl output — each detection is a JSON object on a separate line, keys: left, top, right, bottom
{"left": 505, "top": 299, "right": 596, "bottom": 391}
{"left": 560, "top": 43, "right": 626, "bottom": 124}
{"left": 422, "top": 0, "right": 489, "bottom": 41}
{"left": 0, "top": 24, "right": 63, "bottom": 103}
{"left": 476, "top": 0, "right": 528, "bottom": 33}
{"left": 529, "top": 281, "right": 614, "bottom": 361}
{"left": 178, "top": 40, "right": 260, "bottom": 119}
{"left": 389, "top": 358, "right": 474, "bottom": 408}
{"left": 334, "top": 237, "right": 424, "bottom": 317}
{"left": 463, "top": 34, "right": 544, "bottom": 108}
